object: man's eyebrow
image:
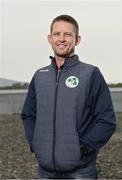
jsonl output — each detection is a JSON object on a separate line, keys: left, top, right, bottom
{"left": 52, "top": 31, "right": 59, "bottom": 33}
{"left": 52, "top": 31, "right": 74, "bottom": 34}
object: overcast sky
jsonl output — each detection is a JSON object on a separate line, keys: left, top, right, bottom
{"left": 0, "top": 0, "right": 122, "bottom": 83}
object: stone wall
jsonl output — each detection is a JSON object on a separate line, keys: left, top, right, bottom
{"left": 0, "top": 90, "right": 27, "bottom": 114}
{"left": 0, "top": 89, "right": 121, "bottom": 114}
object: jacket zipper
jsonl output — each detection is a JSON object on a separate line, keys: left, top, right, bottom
{"left": 52, "top": 67, "right": 63, "bottom": 171}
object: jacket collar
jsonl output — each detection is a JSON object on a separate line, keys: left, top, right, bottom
{"left": 50, "top": 54, "right": 80, "bottom": 69}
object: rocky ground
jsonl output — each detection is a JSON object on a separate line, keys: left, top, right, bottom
{"left": 0, "top": 113, "right": 122, "bottom": 179}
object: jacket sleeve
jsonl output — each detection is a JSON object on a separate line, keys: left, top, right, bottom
{"left": 21, "top": 75, "right": 36, "bottom": 152}
{"left": 80, "top": 67, "right": 116, "bottom": 153}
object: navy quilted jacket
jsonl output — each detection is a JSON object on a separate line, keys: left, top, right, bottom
{"left": 21, "top": 55, "right": 116, "bottom": 172}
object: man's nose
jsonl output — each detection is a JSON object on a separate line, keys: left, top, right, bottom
{"left": 58, "top": 34, "right": 65, "bottom": 42}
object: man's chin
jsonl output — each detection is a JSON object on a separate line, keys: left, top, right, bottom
{"left": 55, "top": 51, "right": 73, "bottom": 58}
{"left": 55, "top": 53, "right": 68, "bottom": 58}
{"left": 54, "top": 48, "right": 74, "bottom": 58}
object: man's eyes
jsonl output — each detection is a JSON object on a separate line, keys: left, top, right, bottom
{"left": 52, "top": 33, "right": 73, "bottom": 37}
{"left": 53, "top": 32, "right": 60, "bottom": 36}
{"left": 65, "top": 33, "right": 72, "bottom": 37}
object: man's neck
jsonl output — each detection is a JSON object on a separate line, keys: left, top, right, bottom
{"left": 55, "top": 56, "right": 65, "bottom": 69}
{"left": 54, "top": 53, "right": 74, "bottom": 69}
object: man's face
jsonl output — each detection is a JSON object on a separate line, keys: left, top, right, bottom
{"left": 48, "top": 21, "right": 81, "bottom": 58}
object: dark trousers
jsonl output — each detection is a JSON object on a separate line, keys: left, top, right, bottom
{"left": 37, "top": 160, "right": 97, "bottom": 179}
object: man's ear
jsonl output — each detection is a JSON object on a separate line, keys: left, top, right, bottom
{"left": 75, "top": 35, "right": 81, "bottom": 46}
{"left": 47, "top": 34, "right": 52, "bottom": 44}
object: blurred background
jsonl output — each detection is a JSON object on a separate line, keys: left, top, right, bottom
{"left": 0, "top": 0, "right": 122, "bottom": 179}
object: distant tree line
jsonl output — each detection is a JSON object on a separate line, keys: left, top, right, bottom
{"left": 0, "top": 82, "right": 29, "bottom": 89}
{"left": 0, "top": 82, "right": 122, "bottom": 90}
{"left": 108, "top": 83, "right": 122, "bottom": 88}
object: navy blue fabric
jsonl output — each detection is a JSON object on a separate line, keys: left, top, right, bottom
{"left": 78, "top": 67, "right": 116, "bottom": 153}
{"left": 38, "top": 158, "right": 97, "bottom": 179}
{"left": 21, "top": 54, "right": 116, "bottom": 172}
{"left": 21, "top": 75, "right": 36, "bottom": 152}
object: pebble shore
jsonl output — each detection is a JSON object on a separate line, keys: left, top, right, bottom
{"left": 0, "top": 113, "right": 121, "bottom": 179}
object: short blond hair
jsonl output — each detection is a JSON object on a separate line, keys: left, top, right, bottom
{"left": 50, "top": 15, "right": 79, "bottom": 36}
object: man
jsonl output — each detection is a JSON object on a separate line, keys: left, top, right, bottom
{"left": 21, "top": 15, "right": 116, "bottom": 179}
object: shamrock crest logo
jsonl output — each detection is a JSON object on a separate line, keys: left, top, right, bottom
{"left": 65, "top": 76, "right": 79, "bottom": 88}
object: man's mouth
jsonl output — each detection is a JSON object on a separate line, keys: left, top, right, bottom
{"left": 57, "top": 44, "right": 66, "bottom": 49}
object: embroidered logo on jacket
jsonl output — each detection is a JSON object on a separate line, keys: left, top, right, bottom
{"left": 39, "top": 69, "right": 49, "bottom": 72}
{"left": 65, "top": 76, "right": 79, "bottom": 88}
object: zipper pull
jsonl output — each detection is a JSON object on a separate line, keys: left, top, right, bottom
{"left": 56, "top": 69, "right": 61, "bottom": 85}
